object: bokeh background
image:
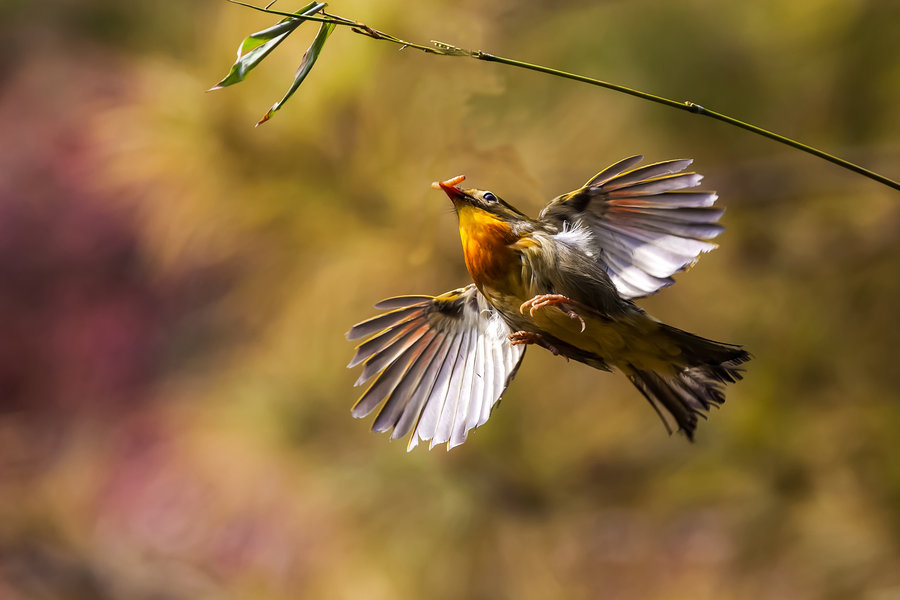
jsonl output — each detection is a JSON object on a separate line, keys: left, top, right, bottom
{"left": 2, "top": 0, "right": 899, "bottom": 598}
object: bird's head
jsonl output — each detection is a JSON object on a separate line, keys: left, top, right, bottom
{"left": 432, "top": 175, "right": 530, "bottom": 284}
{"left": 432, "top": 175, "right": 528, "bottom": 229}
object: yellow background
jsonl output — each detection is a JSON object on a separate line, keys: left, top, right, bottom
{"left": 1, "top": 0, "right": 898, "bottom": 598}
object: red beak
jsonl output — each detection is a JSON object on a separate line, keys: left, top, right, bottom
{"left": 432, "top": 175, "right": 466, "bottom": 200}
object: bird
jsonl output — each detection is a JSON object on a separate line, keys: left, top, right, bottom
{"left": 346, "top": 155, "right": 750, "bottom": 450}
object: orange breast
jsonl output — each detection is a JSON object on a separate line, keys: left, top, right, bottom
{"left": 457, "top": 208, "right": 518, "bottom": 286}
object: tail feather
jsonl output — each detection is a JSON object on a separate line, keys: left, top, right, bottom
{"left": 628, "top": 325, "right": 750, "bottom": 440}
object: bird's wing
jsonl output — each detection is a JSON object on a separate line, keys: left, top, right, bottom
{"left": 346, "top": 284, "right": 525, "bottom": 451}
{"left": 539, "top": 155, "right": 724, "bottom": 299}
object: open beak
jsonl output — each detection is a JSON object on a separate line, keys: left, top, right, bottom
{"left": 432, "top": 175, "right": 466, "bottom": 200}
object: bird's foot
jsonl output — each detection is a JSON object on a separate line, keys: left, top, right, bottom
{"left": 518, "top": 294, "right": 587, "bottom": 333}
{"left": 508, "top": 331, "right": 564, "bottom": 357}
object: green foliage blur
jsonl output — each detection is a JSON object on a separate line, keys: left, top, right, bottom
{"left": 1, "top": 0, "right": 898, "bottom": 598}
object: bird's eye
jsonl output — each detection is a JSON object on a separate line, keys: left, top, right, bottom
{"left": 483, "top": 192, "right": 497, "bottom": 202}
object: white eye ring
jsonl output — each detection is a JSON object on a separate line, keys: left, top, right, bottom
{"left": 483, "top": 192, "right": 497, "bottom": 202}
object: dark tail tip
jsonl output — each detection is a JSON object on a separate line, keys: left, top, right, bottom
{"left": 628, "top": 351, "right": 749, "bottom": 441}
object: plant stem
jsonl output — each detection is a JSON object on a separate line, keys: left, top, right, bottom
{"left": 471, "top": 52, "right": 899, "bottom": 191}
{"left": 228, "top": 1, "right": 899, "bottom": 191}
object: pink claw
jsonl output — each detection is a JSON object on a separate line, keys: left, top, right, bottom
{"left": 519, "top": 294, "right": 587, "bottom": 333}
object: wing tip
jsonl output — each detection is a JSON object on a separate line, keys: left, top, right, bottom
{"left": 350, "top": 404, "right": 370, "bottom": 419}
{"left": 373, "top": 295, "right": 433, "bottom": 310}
{"left": 345, "top": 327, "right": 365, "bottom": 341}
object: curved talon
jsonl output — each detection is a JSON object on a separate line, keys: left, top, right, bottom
{"left": 569, "top": 310, "right": 587, "bottom": 333}
{"left": 508, "top": 331, "right": 561, "bottom": 356}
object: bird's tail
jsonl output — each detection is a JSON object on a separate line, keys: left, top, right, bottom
{"left": 627, "top": 324, "right": 750, "bottom": 440}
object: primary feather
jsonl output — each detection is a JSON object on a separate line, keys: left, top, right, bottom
{"left": 540, "top": 156, "right": 723, "bottom": 299}
{"left": 347, "top": 284, "right": 525, "bottom": 450}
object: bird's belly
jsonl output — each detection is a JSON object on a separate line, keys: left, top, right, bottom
{"left": 490, "top": 287, "right": 680, "bottom": 373}
{"left": 476, "top": 252, "right": 682, "bottom": 372}
{"left": 540, "top": 308, "right": 681, "bottom": 372}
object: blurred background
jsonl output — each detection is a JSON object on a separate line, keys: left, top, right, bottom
{"left": 1, "top": 0, "right": 899, "bottom": 598}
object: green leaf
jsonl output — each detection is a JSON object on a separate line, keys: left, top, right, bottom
{"left": 256, "top": 19, "right": 335, "bottom": 125}
{"left": 210, "top": 2, "right": 326, "bottom": 91}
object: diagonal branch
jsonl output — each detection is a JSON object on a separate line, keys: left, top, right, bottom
{"left": 215, "top": 2, "right": 899, "bottom": 191}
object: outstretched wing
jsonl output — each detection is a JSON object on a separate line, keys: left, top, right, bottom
{"left": 539, "top": 155, "right": 724, "bottom": 299}
{"left": 346, "top": 284, "right": 525, "bottom": 451}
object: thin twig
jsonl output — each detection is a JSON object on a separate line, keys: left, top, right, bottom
{"left": 225, "top": 1, "right": 899, "bottom": 191}
{"left": 470, "top": 51, "right": 899, "bottom": 191}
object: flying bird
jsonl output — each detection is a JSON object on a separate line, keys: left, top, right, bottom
{"left": 347, "top": 155, "right": 750, "bottom": 450}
